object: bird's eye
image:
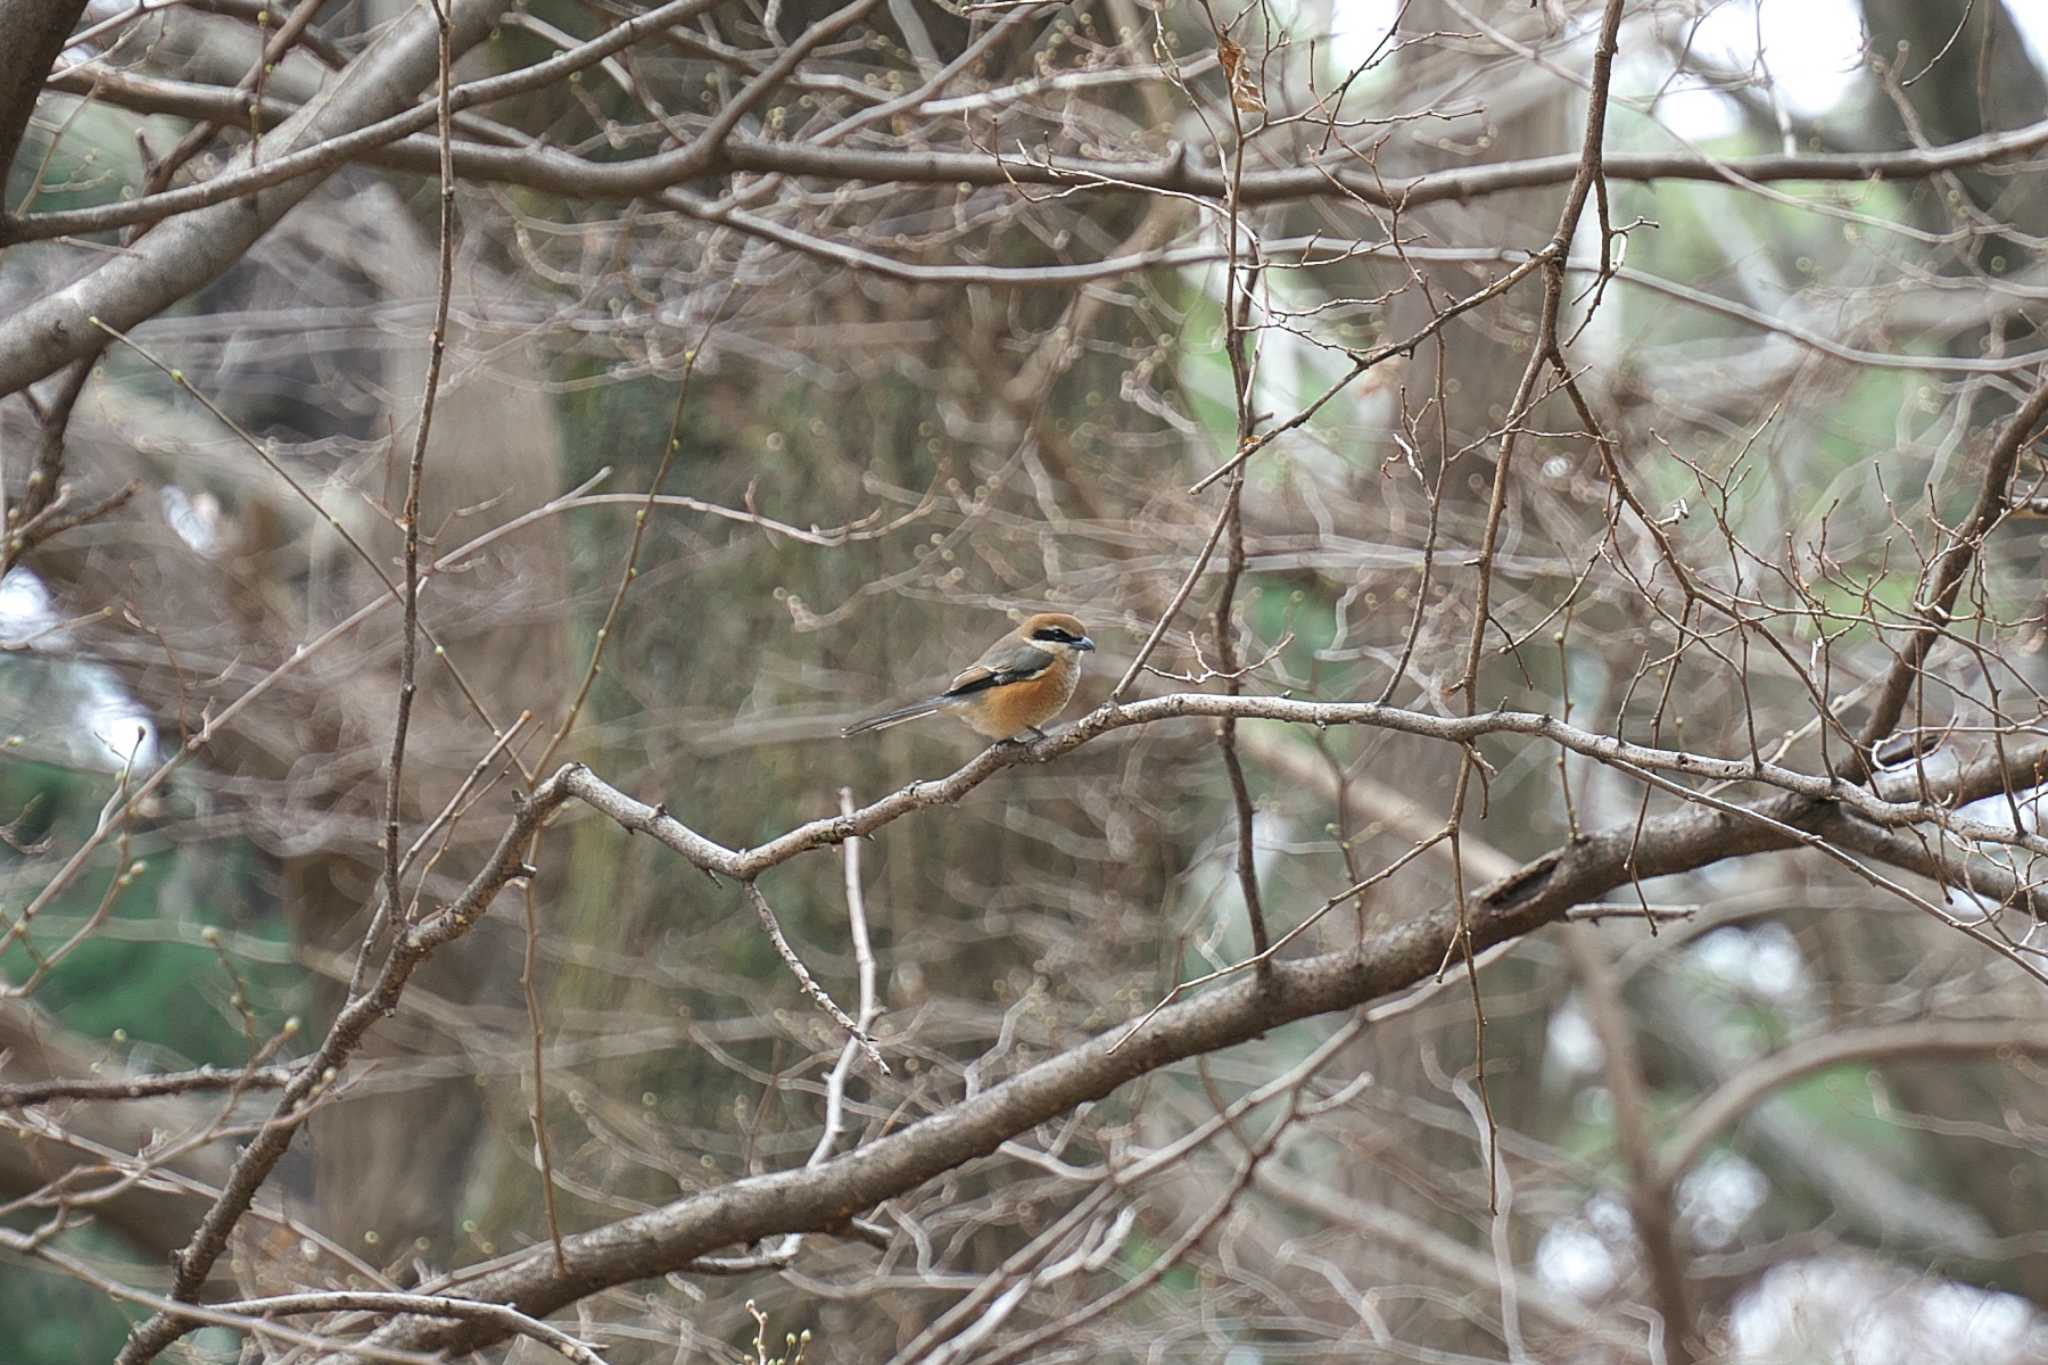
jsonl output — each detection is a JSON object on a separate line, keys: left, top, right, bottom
{"left": 1033, "top": 627, "right": 1073, "bottom": 643}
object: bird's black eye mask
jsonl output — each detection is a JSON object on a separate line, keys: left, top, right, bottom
{"left": 1033, "top": 626, "right": 1079, "bottom": 644}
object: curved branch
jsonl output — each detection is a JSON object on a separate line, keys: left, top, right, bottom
{"left": 111, "top": 707, "right": 2048, "bottom": 1359}
{"left": 0, "top": 0, "right": 740, "bottom": 254}
{"left": 0, "top": 0, "right": 516, "bottom": 399}
{"left": 328, "top": 771, "right": 1835, "bottom": 1359}
{"left": 77, "top": 681, "right": 2015, "bottom": 1362}
{"left": 1655, "top": 1020, "right": 2048, "bottom": 1188}
{"left": 579, "top": 699, "right": 2048, "bottom": 879}
{"left": 9, "top": 83, "right": 2048, "bottom": 251}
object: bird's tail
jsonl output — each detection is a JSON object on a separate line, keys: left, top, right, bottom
{"left": 842, "top": 697, "right": 945, "bottom": 736}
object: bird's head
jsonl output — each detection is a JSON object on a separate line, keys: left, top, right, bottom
{"left": 1020, "top": 612, "right": 1096, "bottom": 656}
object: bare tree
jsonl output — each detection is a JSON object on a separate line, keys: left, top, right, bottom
{"left": 5, "top": 1, "right": 2048, "bottom": 1361}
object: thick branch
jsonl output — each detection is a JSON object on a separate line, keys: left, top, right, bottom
{"left": 332, "top": 778, "right": 1834, "bottom": 1359}
{"left": 61, "top": 692, "right": 1982, "bottom": 1362}
{"left": 114, "top": 767, "right": 567, "bottom": 1363}
{"left": 117, "top": 714, "right": 2048, "bottom": 1360}
{"left": 0, "top": 0, "right": 87, "bottom": 184}
{"left": 0, "top": 0, "right": 515, "bottom": 399}
{"left": 9, "top": 90, "right": 2048, "bottom": 249}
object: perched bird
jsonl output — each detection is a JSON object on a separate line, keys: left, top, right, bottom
{"left": 843, "top": 612, "right": 1097, "bottom": 741}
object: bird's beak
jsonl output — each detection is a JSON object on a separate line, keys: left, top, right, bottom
{"left": 1076, "top": 636, "right": 1097, "bottom": 652}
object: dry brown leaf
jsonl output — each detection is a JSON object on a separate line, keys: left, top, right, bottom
{"left": 1218, "top": 37, "right": 1266, "bottom": 114}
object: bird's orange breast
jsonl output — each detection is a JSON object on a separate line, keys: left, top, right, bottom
{"left": 945, "top": 656, "right": 1080, "bottom": 738}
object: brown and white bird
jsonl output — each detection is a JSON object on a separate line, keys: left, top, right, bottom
{"left": 842, "top": 612, "right": 1097, "bottom": 741}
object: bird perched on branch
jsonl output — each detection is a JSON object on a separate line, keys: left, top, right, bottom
{"left": 843, "top": 612, "right": 1097, "bottom": 741}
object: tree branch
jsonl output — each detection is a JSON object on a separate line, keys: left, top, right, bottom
{"left": 0, "top": 0, "right": 515, "bottom": 399}
{"left": 301, "top": 743, "right": 2028, "bottom": 1359}
{"left": 0, "top": 0, "right": 87, "bottom": 186}
{"left": 1656, "top": 1019, "right": 2048, "bottom": 1187}
{"left": 10, "top": 87, "right": 2048, "bottom": 253}
{"left": 1851, "top": 369, "right": 2048, "bottom": 776}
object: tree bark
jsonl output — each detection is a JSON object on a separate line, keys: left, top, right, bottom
{"left": 0, "top": 0, "right": 87, "bottom": 192}
{"left": 0, "top": 0, "right": 513, "bottom": 399}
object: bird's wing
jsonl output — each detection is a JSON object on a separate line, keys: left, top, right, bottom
{"left": 944, "top": 641, "right": 1055, "bottom": 697}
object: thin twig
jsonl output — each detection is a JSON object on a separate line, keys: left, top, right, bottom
{"left": 520, "top": 880, "right": 569, "bottom": 1273}
{"left": 376, "top": 0, "right": 460, "bottom": 1003}
{"left": 743, "top": 882, "right": 887, "bottom": 1074}
{"left": 810, "top": 786, "right": 883, "bottom": 1166}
